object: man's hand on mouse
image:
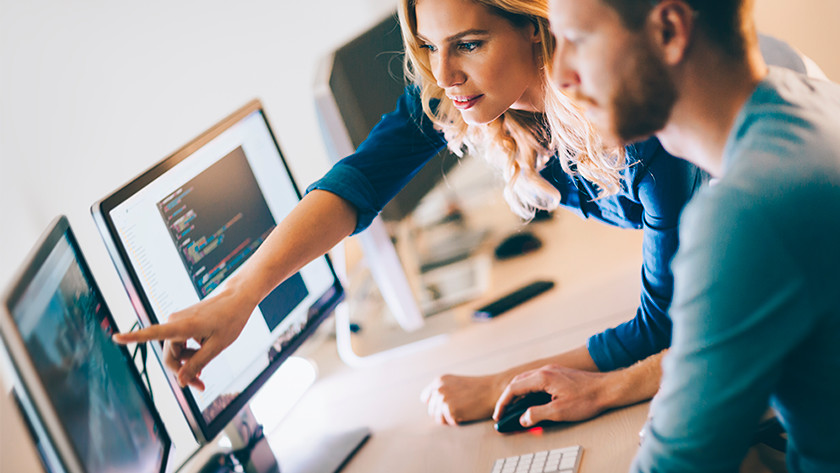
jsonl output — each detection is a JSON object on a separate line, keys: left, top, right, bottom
{"left": 421, "top": 373, "right": 510, "bottom": 425}
{"left": 493, "top": 364, "right": 614, "bottom": 428}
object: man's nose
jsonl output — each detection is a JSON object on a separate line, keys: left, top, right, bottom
{"left": 551, "top": 40, "right": 580, "bottom": 90}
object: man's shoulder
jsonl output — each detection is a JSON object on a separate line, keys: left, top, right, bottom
{"left": 725, "top": 68, "right": 840, "bottom": 181}
{"left": 740, "top": 68, "right": 840, "bottom": 141}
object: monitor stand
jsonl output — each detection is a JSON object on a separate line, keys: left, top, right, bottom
{"left": 209, "top": 406, "right": 371, "bottom": 473}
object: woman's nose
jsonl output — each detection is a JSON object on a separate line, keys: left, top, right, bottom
{"left": 434, "top": 54, "right": 465, "bottom": 89}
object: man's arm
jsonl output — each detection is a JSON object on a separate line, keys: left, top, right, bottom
{"left": 630, "top": 189, "right": 814, "bottom": 472}
{"left": 422, "top": 345, "right": 666, "bottom": 425}
{"left": 490, "top": 350, "right": 664, "bottom": 426}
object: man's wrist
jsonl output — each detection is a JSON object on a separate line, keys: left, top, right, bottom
{"left": 597, "top": 366, "right": 649, "bottom": 410}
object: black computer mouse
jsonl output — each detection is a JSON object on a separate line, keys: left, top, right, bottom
{"left": 494, "top": 391, "right": 553, "bottom": 433}
{"left": 494, "top": 231, "right": 542, "bottom": 260}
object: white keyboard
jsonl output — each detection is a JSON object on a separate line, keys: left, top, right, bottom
{"left": 490, "top": 445, "right": 583, "bottom": 473}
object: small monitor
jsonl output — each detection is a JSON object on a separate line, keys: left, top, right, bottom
{"left": 313, "top": 12, "right": 460, "bottom": 334}
{"left": 0, "top": 215, "right": 173, "bottom": 473}
{"left": 91, "top": 100, "right": 344, "bottom": 444}
{"left": 317, "top": 12, "right": 458, "bottom": 222}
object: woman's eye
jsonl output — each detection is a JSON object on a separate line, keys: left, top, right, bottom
{"left": 419, "top": 43, "right": 438, "bottom": 53}
{"left": 457, "top": 41, "right": 482, "bottom": 52}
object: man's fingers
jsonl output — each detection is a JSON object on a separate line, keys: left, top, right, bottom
{"left": 521, "top": 403, "right": 557, "bottom": 428}
{"left": 493, "top": 373, "right": 545, "bottom": 420}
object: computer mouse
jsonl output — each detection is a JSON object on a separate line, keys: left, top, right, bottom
{"left": 494, "top": 391, "right": 553, "bottom": 433}
{"left": 494, "top": 231, "right": 542, "bottom": 260}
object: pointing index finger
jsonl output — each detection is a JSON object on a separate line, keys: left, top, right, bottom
{"left": 112, "top": 322, "right": 187, "bottom": 345}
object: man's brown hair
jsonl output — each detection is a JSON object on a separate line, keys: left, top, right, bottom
{"left": 603, "top": 0, "right": 756, "bottom": 58}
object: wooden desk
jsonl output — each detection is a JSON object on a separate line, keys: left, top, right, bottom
{"left": 265, "top": 212, "right": 651, "bottom": 472}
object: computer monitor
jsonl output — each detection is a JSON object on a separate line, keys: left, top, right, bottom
{"left": 317, "top": 12, "right": 459, "bottom": 222}
{"left": 0, "top": 215, "right": 173, "bottom": 473}
{"left": 90, "top": 100, "right": 345, "bottom": 449}
{"left": 313, "top": 12, "right": 460, "bottom": 334}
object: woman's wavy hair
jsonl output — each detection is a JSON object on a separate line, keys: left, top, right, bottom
{"left": 398, "top": 0, "right": 625, "bottom": 219}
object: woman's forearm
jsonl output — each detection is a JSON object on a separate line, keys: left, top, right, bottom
{"left": 227, "top": 189, "right": 358, "bottom": 305}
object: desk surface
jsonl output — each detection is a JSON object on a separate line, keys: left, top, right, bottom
{"left": 266, "top": 210, "right": 651, "bottom": 473}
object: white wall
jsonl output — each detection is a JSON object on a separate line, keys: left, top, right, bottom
{"left": 755, "top": 0, "right": 840, "bottom": 82}
{"left": 0, "top": 0, "right": 398, "bottom": 467}
{"left": 0, "top": 0, "right": 398, "bottom": 289}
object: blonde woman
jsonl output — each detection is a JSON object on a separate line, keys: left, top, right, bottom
{"left": 116, "top": 0, "right": 808, "bottom": 427}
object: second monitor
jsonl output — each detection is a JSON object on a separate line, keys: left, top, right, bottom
{"left": 91, "top": 100, "right": 345, "bottom": 448}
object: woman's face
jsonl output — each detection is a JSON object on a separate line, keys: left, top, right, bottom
{"left": 414, "top": 0, "right": 545, "bottom": 125}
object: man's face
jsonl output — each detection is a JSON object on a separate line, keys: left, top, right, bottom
{"left": 548, "top": 0, "right": 677, "bottom": 145}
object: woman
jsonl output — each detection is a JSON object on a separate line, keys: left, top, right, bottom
{"left": 319, "top": 0, "right": 697, "bottom": 425}
{"left": 115, "top": 0, "right": 803, "bottom": 425}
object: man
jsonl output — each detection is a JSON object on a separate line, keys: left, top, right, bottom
{"left": 496, "top": 0, "right": 840, "bottom": 471}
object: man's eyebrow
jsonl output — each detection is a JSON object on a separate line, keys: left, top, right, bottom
{"left": 416, "top": 29, "right": 491, "bottom": 44}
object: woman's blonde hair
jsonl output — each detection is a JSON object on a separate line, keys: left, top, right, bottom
{"left": 398, "top": 0, "right": 625, "bottom": 219}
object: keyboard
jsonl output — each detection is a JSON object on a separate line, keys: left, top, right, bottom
{"left": 490, "top": 445, "right": 582, "bottom": 473}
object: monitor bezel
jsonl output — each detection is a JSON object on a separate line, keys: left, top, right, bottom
{"left": 90, "top": 99, "right": 345, "bottom": 444}
{"left": 0, "top": 215, "right": 174, "bottom": 473}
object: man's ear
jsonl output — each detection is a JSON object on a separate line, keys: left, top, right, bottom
{"left": 647, "top": 0, "right": 694, "bottom": 64}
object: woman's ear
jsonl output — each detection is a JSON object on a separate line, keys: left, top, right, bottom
{"left": 648, "top": 0, "right": 694, "bottom": 64}
{"left": 531, "top": 19, "right": 542, "bottom": 43}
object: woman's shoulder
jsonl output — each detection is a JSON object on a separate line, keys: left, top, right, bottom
{"left": 624, "top": 138, "right": 708, "bottom": 186}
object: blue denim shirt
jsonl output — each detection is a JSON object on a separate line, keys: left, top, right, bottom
{"left": 308, "top": 86, "right": 708, "bottom": 371}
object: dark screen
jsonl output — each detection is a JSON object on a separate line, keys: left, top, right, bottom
{"left": 157, "top": 146, "right": 276, "bottom": 298}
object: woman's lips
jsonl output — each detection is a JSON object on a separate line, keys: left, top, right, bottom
{"left": 451, "top": 94, "right": 484, "bottom": 110}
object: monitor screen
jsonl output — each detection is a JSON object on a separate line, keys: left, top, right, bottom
{"left": 0, "top": 216, "right": 172, "bottom": 473}
{"left": 318, "top": 12, "right": 459, "bottom": 222}
{"left": 91, "top": 100, "right": 344, "bottom": 443}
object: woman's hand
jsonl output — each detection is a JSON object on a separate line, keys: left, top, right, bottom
{"left": 113, "top": 286, "right": 256, "bottom": 391}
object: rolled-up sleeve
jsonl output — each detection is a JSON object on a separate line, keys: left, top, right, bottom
{"left": 307, "top": 86, "right": 447, "bottom": 234}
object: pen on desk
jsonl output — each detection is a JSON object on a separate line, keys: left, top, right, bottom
{"left": 473, "top": 280, "right": 555, "bottom": 320}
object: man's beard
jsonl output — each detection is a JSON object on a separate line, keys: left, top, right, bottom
{"left": 611, "top": 39, "right": 678, "bottom": 144}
